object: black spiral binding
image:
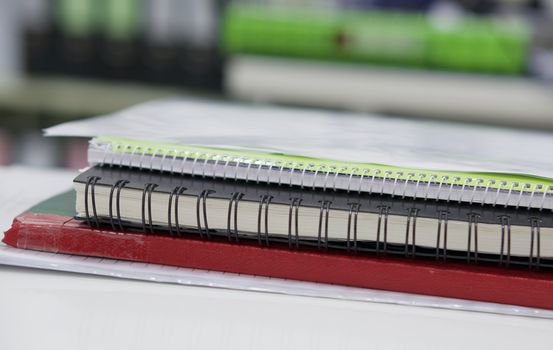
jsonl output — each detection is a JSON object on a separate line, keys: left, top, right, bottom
{"left": 498, "top": 215, "right": 511, "bottom": 267}
{"left": 288, "top": 198, "right": 302, "bottom": 248}
{"left": 141, "top": 183, "right": 158, "bottom": 233}
{"left": 530, "top": 217, "right": 542, "bottom": 268}
{"left": 108, "top": 179, "right": 129, "bottom": 231}
{"left": 78, "top": 169, "right": 553, "bottom": 269}
{"left": 317, "top": 200, "right": 332, "bottom": 250}
{"left": 467, "top": 213, "right": 480, "bottom": 263}
{"left": 376, "top": 205, "right": 390, "bottom": 254}
{"left": 84, "top": 176, "right": 101, "bottom": 227}
{"left": 257, "top": 195, "right": 273, "bottom": 246}
{"left": 346, "top": 203, "right": 360, "bottom": 253}
{"left": 436, "top": 210, "right": 449, "bottom": 260}
{"left": 168, "top": 186, "right": 187, "bottom": 236}
{"left": 197, "top": 190, "right": 214, "bottom": 239}
{"left": 404, "top": 208, "right": 419, "bottom": 257}
{"left": 227, "top": 192, "right": 244, "bottom": 242}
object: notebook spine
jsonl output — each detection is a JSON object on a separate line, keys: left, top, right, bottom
{"left": 90, "top": 141, "right": 553, "bottom": 210}
{"left": 82, "top": 175, "right": 551, "bottom": 269}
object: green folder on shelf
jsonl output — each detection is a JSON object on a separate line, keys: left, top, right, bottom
{"left": 221, "top": 4, "right": 530, "bottom": 74}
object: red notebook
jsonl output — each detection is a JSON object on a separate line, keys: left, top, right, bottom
{"left": 4, "top": 190, "right": 553, "bottom": 310}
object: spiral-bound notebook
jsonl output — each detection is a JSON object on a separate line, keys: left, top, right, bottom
{"left": 46, "top": 99, "right": 553, "bottom": 210}
{"left": 74, "top": 166, "right": 552, "bottom": 267}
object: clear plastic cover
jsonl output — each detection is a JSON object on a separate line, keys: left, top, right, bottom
{"left": 1, "top": 244, "right": 552, "bottom": 319}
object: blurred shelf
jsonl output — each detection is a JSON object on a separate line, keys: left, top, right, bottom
{"left": 2, "top": 65, "right": 553, "bottom": 131}
{"left": 226, "top": 55, "right": 553, "bottom": 130}
{"left": 0, "top": 76, "right": 219, "bottom": 127}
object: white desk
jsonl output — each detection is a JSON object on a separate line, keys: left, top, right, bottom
{"left": 1, "top": 166, "right": 552, "bottom": 349}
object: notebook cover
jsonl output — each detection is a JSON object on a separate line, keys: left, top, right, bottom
{"left": 3, "top": 191, "right": 553, "bottom": 310}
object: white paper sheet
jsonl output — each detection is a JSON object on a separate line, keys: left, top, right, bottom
{"left": 45, "top": 98, "right": 553, "bottom": 178}
{"left": 0, "top": 165, "right": 75, "bottom": 230}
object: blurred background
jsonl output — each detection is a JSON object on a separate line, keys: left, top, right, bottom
{"left": 0, "top": 0, "right": 552, "bottom": 170}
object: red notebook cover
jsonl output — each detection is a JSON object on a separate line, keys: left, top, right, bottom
{"left": 4, "top": 211, "right": 553, "bottom": 310}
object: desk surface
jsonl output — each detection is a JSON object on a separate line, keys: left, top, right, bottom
{"left": 2, "top": 264, "right": 553, "bottom": 350}
{"left": 1, "top": 165, "right": 552, "bottom": 349}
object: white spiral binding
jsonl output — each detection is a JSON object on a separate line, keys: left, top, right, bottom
{"left": 401, "top": 173, "right": 414, "bottom": 199}
{"left": 414, "top": 173, "right": 425, "bottom": 200}
{"left": 93, "top": 141, "right": 553, "bottom": 210}
{"left": 424, "top": 175, "right": 437, "bottom": 201}
{"left": 357, "top": 168, "right": 370, "bottom": 194}
{"left": 470, "top": 179, "right": 484, "bottom": 204}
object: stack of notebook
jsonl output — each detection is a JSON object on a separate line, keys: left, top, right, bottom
{"left": 4, "top": 99, "right": 553, "bottom": 310}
